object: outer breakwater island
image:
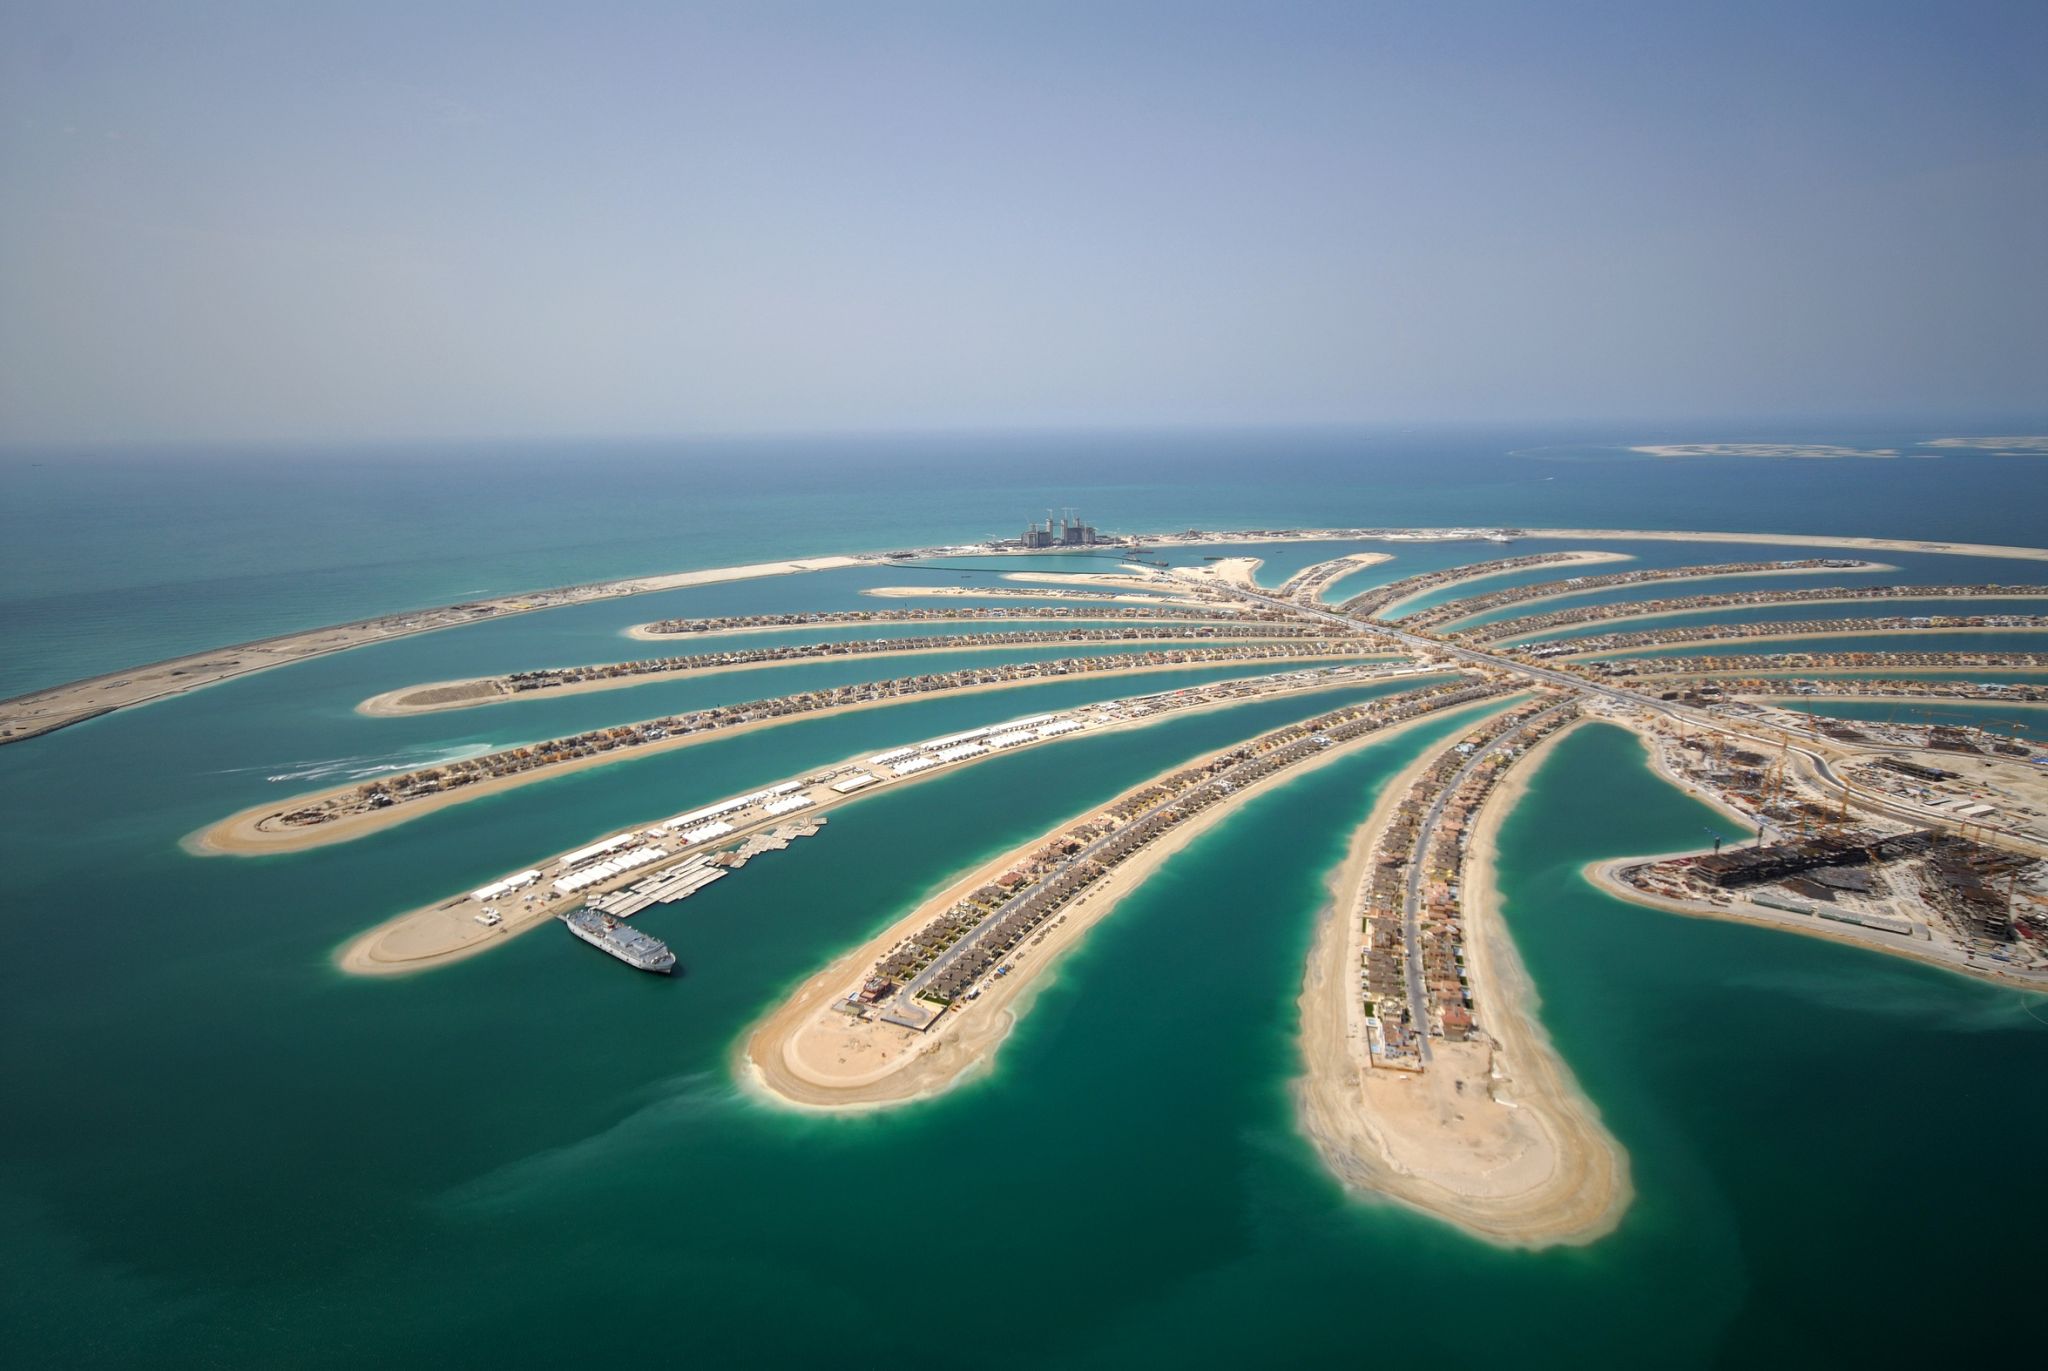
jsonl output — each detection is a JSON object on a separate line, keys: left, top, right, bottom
{"left": 0, "top": 556, "right": 863, "bottom": 745}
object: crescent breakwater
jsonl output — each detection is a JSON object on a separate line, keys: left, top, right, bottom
{"left": 0, "top": 555, "right": 864, "bottom": 746}
{"left": 741, "top": 678, "right": 1517, "bottom": 1111}
{"left": 203, "top": 647, "right": 1411, "bottom": 854}
{"left": 336, "top": 664, "right": 1474, "bottom": 976}
{"left": 357, "top": 625, "right": 1379, "bottom": 716}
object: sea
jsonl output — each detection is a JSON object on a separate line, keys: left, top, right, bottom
{"left": 2, "top": 423, "right": 2045, "bottom": 1366}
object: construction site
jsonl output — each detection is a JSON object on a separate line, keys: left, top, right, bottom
{"left": 1608, "top": 713, "right": 2047, "bottom": 975}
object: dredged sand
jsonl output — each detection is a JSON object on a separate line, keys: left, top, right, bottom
{"left": 1293, "top": 719, "right": 1632, "bottom": 1248}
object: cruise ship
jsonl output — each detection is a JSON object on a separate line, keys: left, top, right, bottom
{"left": 561, "top": 907, "right": 677, "bottom": 974}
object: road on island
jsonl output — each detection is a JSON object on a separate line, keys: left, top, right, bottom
{"left": 1206, "top": 576, "right": 2048, "bottom": 859}
{"left": 1394, "top": 700, "right": 1579, "bottom": 1063}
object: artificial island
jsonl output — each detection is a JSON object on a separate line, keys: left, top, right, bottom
{"left": 19, "top": 512, "right": 2048, "bottom": 1249}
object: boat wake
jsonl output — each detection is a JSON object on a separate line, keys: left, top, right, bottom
{"left": 232, "top": 742, "right": 500, "bottom": 785}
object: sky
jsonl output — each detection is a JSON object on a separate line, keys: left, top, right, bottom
{"left": 2, "top": 0, "right": 2044, "bottom": 445}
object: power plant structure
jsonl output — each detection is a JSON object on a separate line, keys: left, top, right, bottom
{"left": 1021, "top": 507, "right": 1101, "bottom": 548}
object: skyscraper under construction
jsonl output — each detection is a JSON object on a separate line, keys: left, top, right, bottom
{"left": 1021, "top": 507, "right": 1099, "bottom": 548}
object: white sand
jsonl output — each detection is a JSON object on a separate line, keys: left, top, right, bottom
{"left": 1294, "top": 719, "right": 1630, "bottom": 1247}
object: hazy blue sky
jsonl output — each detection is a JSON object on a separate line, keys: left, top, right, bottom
{"left": 3, "top": 1, "right": 2043, "bottom": 444}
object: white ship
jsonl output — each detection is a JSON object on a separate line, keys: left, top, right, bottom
{"left": 561, "top": 907, "right": 677, "bottom": 974}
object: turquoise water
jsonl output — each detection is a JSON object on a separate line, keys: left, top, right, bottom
{"left": 5, "top": 431, "right": 2048, "bottom": 1365}
{"left": 9, "top": 425, "right": 2048, "bottom": 696}
{"left": 1774, "top": 696, "right": 2046, "bottom": 739}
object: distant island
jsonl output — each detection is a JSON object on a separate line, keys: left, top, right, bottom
{"left": 1630, "top": 443, "right": 1899, "bottom": 459}
{"left": 1632, "top": 436, "right": 2048, "bottom": 460}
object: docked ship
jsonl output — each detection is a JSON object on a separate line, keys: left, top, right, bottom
{"left": 561, "top": 907, "right": 677, "bottom": 974}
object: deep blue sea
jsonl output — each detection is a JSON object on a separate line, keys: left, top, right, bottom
{"left": 2, "top": 425, "right": 2045, "bottom": 1367}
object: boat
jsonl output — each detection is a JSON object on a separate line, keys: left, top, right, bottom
{"left": 561, "top": 907, "right": 676, "bottom": 974}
